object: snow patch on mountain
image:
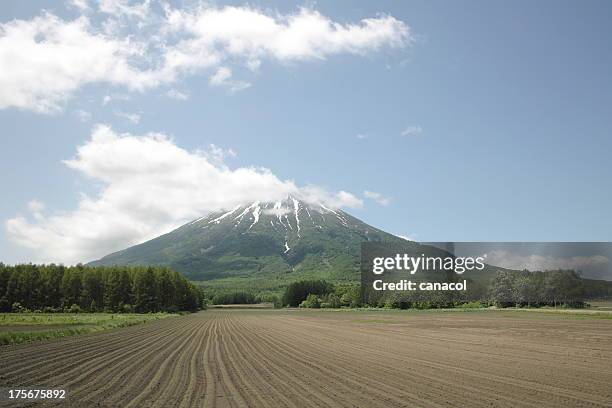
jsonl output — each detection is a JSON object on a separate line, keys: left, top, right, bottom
{"left": 292, "top": 197, "right": 301, "bottom": 237}
{"left": 247, "top": 205, "right": 261, "bottom": 230}
{"left": 208, "top": 205, "right": 241, "bottom": 224}
{"left": 190, "top": 195, "right": 363, "bottom": 254}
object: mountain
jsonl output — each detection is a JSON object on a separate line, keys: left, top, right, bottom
{"left": 92, "top": 197, "right": 612, "bottom": 299}
{"left": 90, "top": 196, "right": 405, "bottom": 290}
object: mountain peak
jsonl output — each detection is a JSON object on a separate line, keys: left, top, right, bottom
{"left": 91, "top": 196, "right": 401, "bottom": 283}
{"left": 194, "top": 195, "right": 350, "bottom": 234}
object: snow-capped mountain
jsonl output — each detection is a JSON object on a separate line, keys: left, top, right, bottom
{"left": 91, "top": 195, "right": 404, "bottom": 283}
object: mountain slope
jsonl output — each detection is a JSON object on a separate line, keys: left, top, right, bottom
{"left": 91, "top": 196, "right": 405, "bottom": 287}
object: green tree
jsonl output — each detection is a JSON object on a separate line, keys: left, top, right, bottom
{"left": 0, "top": 296, "right": 10, "bottom": 312}
{"left": 61, "top": 267, "right": 83, "bottom": 308}
{"left": 299, "top": 294, "right": 321, "bottom": 308}
{"left": 282, "top": 280, "right": 334, "bottom": 307}
{"left": 133, "top": 267, "right": 158, "bottom": 312}
{"left": 326, "top": 293, "right": 341, "bottom": 308}
{"left": 490, "top": 271, "right": 515, "bottom": 308}
{"left": 0, "top": 263, "right": 10, "bottom": 299}
{"left": 6, "top": 265, "right": 42, "bottom": 309}
{"left": 82, "top": 268, "right": 104, "bottom": 311}
{"left": 104, "top": 267, "right": 132, "bottom": 311}
{"left": 512, "top": 272, "right": 533, "bottom": 307}
{"left": 41, "top": 265, "right": 64, "bottom": 308}
{"left": 340, "top": 285, "right": 361, "bottom": 308}
{"left": 156, "top": 268, "right": 176, "bottom": 311}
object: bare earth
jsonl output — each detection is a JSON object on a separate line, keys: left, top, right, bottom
{"left": 0, "top": 309, "right": 611, "bottom": 408}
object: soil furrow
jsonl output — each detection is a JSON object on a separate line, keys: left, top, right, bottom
{"left": 1, "top": 309, "right": 610, "bottom": 408}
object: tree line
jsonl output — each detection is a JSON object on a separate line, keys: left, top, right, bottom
{"left": 0, "top": 264, "right": 203, "bottom": 313}
{"left": 489, "top": 269, "right": 585, "bottom": 308}
{"left": 366, "top": 269, "right": 588, "bottom": 309}
{"left": 285, "top": 269, "right": 589, "bottom": 310}
{"left": 282, "top": 280, "right": 335, "bottom": 307}
{"left": 201, "top": 280, "right": 359, "bottom": 308}
{"left": 211, "top": 291, "right": 257, "bottom": 305}
{"left": 281, "top": 280, "right": 361, "bottom": 308}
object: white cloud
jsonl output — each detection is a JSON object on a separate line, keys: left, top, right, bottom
{"left": 401, "top": 125, "right": 423, "bottom": 136}
{"left": 208, "top": 67, "right": 251, "bottom": 93}
{"left": 101, "top": 94, "right": 130, "bottom": 106}
{"left": 165, "top": 6, "right": 410, "bottom": 63}
{"left": 202, "top": 144, "right": 237, "bottom": 166}
{"left": 75, "top": 109, "right": 92, "bottom": 122}
{"left": 299, "top": 186, "right": 363, "bottom": 209}
{"left": 356, "top": 133, "right": 368, "bottom": 139}
{"left": 364, "top": 190, "right": 390, "bottom": 206}
{"left": 27, "top": 200, "right": 45, "bottom": 213}
{"left": 6, "top": 125, "right": 362, "bottom": 264}
{"left": 166, "top": 89, "right": 189, "bottom": 100}
{"left": 263, "top": 207, "right": 291, "bottom": 217}
{"left": 0, "top": 5, "right": 411, "bottom": 112}
{"left": 27, "top": 200, "right": 45, "bottom": 221}
{"left": 246, "top": 59, "right": 261, "bottom": 72}
{"left": 483, "top": 250, "right": 609, "bottom": 272}
{"left": 67, "top": 0, "right": 90, "bottom": 12}
{"left": 209, "top": 66, "right": 232, "bottom": 85}
{"left": 114, "top": 110, "right": 141, "bottom": 124}
{"left": 0, "top": 14, "right": 152, "bottom": 113}
{"left": 98, "top": 0, "right": 151, "bottom": 20}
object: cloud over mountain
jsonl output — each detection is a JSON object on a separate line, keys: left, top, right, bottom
{"left": 6, "top": 125, "right": 362, "bottom": 264}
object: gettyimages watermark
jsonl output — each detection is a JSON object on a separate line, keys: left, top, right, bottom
{"left": 360, "top": 242, "right": 612, "bottom": 306}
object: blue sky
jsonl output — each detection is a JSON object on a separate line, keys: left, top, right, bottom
{"left": 1, "top": 0, "right": 611, "bottom": 264}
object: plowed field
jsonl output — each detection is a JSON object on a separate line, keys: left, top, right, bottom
{"left": 1, "top": 309, "right": 611, "bottom": 407}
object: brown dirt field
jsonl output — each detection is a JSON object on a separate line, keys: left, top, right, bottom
{"left": 0, "top": 309, "right": 611, "bottom": 408}
{"left": 210, "top": 303, "right": 274, "bottom": 309}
